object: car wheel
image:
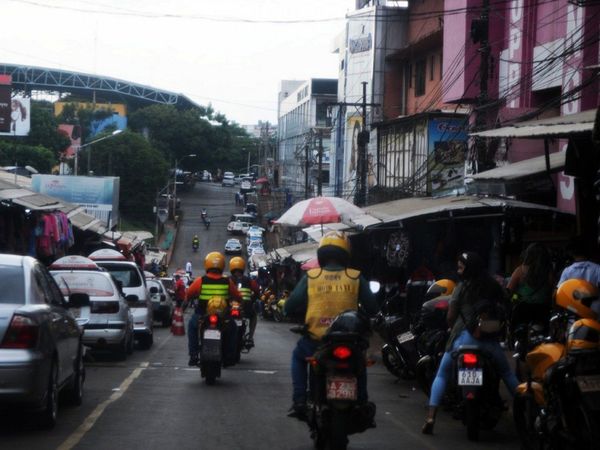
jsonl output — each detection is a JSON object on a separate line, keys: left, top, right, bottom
{"left": 139, "top": 332, "right": 153, "bottom": 350}
{"left": 39, "top": 359, "right": 59, "bottom": 428}
{"left": 66, "top": 343, "right": 85, "bottom": 406}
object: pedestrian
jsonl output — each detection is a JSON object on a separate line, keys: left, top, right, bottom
{"left": 185, "top": 260, "right": 193, "bottom": 277}
{"left": 174, "top": 274, "right": 186, "bottom": 308}
{"left": 422, "top": 251, "right": 518, "bottom": 435}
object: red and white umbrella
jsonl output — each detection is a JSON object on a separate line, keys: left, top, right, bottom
{"left": 275, "top": 196, "right": 363, "bottom": 227}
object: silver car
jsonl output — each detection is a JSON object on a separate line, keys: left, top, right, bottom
{"left": 89, "top": 249, "right": 154, "bottom": 350}
{"left": 50, "top": 259, "right": 135, "bottom": 359}
{"left": 147, "top": 278, "right": 174, "bottom": 328}
{"left": 0, "top": 254, "right": 88, "bottom": 428}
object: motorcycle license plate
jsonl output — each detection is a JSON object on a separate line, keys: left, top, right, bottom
{"left": 203, "top": 329, "right": 221, "bottom": 340}
{"left": 326, "top": 376, "right": 357, "bottom": 401}
{"left": 458, "top": 369, "right": 483, "bottom": 386}
{"left": 235, "top": 320, "right": 242, "bottom": 327}
{"left": 576, "top": 375, "right": 600, "bottom": 393}
{"left": 397, "top": 331, "right": 414, "bottom": 345}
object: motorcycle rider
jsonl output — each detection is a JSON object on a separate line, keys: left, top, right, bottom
{"left": 229, "top": 256, "right": 260, "bottom": 347}
{"left": 185, "top": 251, "right": 241, "bottom": 367}
{"left": 422, "top": 251, "right": 519, "bottom": 435}
{"left": 284, "top": 231, "right": 378, "bottom": 418}
{"left": 192, "top": 235, "right": 200, "bottom": 250}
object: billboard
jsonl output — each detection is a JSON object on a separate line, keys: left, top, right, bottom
{"left": 31, "top": 175, "right": 120, "bottom": 228}
{"left": 427, "top": 117, "right": 468, "bottom": 195}
{"left": 0, "top": 75, "right": 11, "bottom": 132}
{"left": 0, "top": 95, "right": 30, "bottom": 136}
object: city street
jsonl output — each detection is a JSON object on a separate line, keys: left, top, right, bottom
{"left": 1, "top": 182, "right": 521, "bottom": 450}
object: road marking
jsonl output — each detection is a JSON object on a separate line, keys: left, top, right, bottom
{"left": 57, "top": 361, "right": 149, "bottom": 450}
{"left": 249, "top": 370, "right": 277, "bottom": 374}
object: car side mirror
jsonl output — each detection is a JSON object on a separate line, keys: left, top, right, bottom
{"left": 149, "top": 286, "right": 158, "bottom": 294}
{"left": 125, "top": 294, "right": 139, "bottom": 304}
{"left": 69, "top": 292, "right": 90, "bottom": 308}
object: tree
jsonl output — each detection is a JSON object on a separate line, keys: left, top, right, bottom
{"left": 84, "top": 131, "right": 168, "bottom": 221}
{"left": 0, "top": 141, "right": 55, "bottom": 173}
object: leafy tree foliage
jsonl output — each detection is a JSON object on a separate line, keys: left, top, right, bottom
{"left": 82, "top": 131, "right": 168, "bottom": 221}
{"left": 0, "top": 141, "right": 55, "bottom": 173}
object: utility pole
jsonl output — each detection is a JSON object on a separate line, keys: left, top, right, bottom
{"left": 355, "top": 82, "right": 371, "bottom": 206}
{"left": 317, "top": 130, "right": 324, "bottom": 196}
{"left": 304, "top": 141, "right": 310, "bottom": 199}
{"left": 471, "top": 0, "right": 490, "bottom": 172}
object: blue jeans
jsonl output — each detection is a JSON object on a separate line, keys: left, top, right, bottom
{"left": 429, "top": 329, "right": 519, "bottom": 407}
{"left": 291, "top": 336, "right": 368, "bottom": 404}
{"left": 188, "top": 313, "right": 238, "bottom": 363}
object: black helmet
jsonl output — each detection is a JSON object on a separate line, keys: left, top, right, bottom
{"left": 325, "top": 310, "right": 370, "bottom": 338}
{"left": 458, "top": 251, "right": 484, "bottom": 279}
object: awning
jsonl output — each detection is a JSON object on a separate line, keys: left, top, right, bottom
{"left": 356, "top": 195, "right": 567, "bottom": 230}
{"left": 0, "top": 187, "right": 63, "bottom": 210}
{"left": 470, "top": 109, "right": 596, "bottom": 138}
{"left": 469, "top": 151, "right": 565, "bottom": 181}
{"left": 274, "top": 241, "right": 318, "bottom": 263}
{"left": 302, "top": 222, "right": 353, "bottom": 242}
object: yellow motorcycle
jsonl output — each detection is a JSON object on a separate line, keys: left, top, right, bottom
{"left": 513, "top": 279, "right": 600, "bottom": 449}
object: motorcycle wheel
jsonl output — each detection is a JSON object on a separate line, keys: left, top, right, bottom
{"left": 329, "top": 410, "right": 349, "bottom": 450}
{"left": 203, "top": 363, "right": 217, "bottom": 385}
{"left": 513, "top": 393, "right": 545, "bottom": 450}
{"left": 381, "top": 346, "right": 408, "bottom": 379}
{"left": 465, "top": 399, "right": 480, "bottom": 442}
{"left": 570, "top": 405, "right": 600, "bottom": 449}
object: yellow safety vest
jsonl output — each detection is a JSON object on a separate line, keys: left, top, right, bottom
{"left": 199, "top": 276, "right": 230, "bottom": 302}
{"left": 305, "top": 268, "right": 360, "bottom": 340}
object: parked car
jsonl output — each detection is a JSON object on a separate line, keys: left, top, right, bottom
{"left": 49, "top": 256, "right": 135, "bottom": 359}
{"left": 200, "top": 170, "right": 212, "bottom": 182}
{"left": 0, "top": 254, "right": 89, "bottom": 428}
{"left": 230, "top": 213, "right": 257, "bottom": 224}
{"left": 244, "top": 203, "right": 258, "bottom": 215}
{"left": 227, "top": 221, "right": 252, "bottom": 235}
{"left": 240, "top": 177, "right": 254, "bottom": 192}
{"left": 146, "top": 278, "right": 174, "bottom": 328}
{"left": 159, "top": 277, "right": 175, "bottom": 297}
{"left": 247, "top": 240, "right": 265, "bottom": 257}
{"left": 88, "top": 249, "right": 154, "bottom": 349}
{"left": 246, "top": 234, "right": 263, "bottom": 247}
{"left": 224, "top": 238, "right": 243, "bottom": 254}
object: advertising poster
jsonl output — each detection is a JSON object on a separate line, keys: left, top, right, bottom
{"left": 0, "top": 95, "right": 31, "bottom": 136}
{"left": 427, "top": 117, "right": 468, "bottom": 195}
{"left": 0, "top": 75, "right": 11, "bottom": 132}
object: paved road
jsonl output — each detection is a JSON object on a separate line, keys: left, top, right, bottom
{"left": 1, "top": 181, "right": 522, "bottom": 449}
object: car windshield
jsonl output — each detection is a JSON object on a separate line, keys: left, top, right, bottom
{"left": 0, "top": 265, "right": 25, "bottom": 304}
{"left": 52, "top": 272, "right": 116, "bottom": 297}
{"left": 98, "top": 264, "right": 142, "bottom": 288}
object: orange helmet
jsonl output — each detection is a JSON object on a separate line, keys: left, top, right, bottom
{"left": 204, "top": 251, "right": 225, "bottom": 272}
{"left": 317, "top": 231, "right": 351, "bottom": 266}
{"left": 555, "top": 279, "right": 598, "bottom": 319}
{"left": 229, "top": 256, "right": 246, "bottom": 273}
{"left": 427, "top": 279, "right": 456, "bottom": 298}
{"left": 567, "top": 318, "right": 600, "bottom": 353}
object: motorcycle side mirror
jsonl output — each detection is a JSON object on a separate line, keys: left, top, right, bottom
{"left": 369, "top": 281, "right": 381, "bottom": 294}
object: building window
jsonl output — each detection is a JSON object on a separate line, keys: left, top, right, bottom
{"left": 415, "top": 59, "right": 426, "bottom": 96}
{"left": 430, "top": 55, "right": 435, "bottom": 81}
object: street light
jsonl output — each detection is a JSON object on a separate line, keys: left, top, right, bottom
{"left": 74, "top": 129, "right": 123, "bottom": 176}
{"left": 173, "top": 154, "right": 197, "bottom": 212}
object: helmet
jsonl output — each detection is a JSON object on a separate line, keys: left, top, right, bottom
{"left": 317, "top": 231, "right": 351, "bottom": 267}
{"left": 204, "top": 251, "right": 225, "bottom": 272}
{"left": 193, "top": 235, "right": 198, "bottom": 239}
{"left": 426, "top": 279, "right": 456, "bottom": 298}
{"left": 229, "top": 256, "right": 246, "bottom": 273}
{"left": 567, "top": 318, "right": 600, "bottom": 353}
{"left": 555, "top": 279, "right": 598, "bottom": 319}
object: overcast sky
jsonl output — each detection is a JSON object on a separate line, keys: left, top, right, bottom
{"left": 0, "top": 0, "right": 357, "bottom": 125}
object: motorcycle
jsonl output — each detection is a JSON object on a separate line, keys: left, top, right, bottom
{"left": 230, "top": 300, "right": 252, "bottom": 362}
{"left": 453, "top": 344, "right": 504, "bottom": 441}
{"left": 201, "top": 211, "right": 210, "bottom": 229}
{"left": 293, "top": 311, "right": 376, "bottom": 450}
{"left": 198, "top": 297, "right": 230, "bottom": 385}
{"left": 192, "top": 240, "right": 199, "bottom": 252}
{"left": 513, "top": 281, "right": 600, "bottom": 449}
{"left": 273, "top": 291, "right": 289, "bottom": 323}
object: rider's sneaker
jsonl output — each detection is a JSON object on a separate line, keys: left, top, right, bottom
{"left": 188, "top": 356, "right": 199, "bottom": 366}
{"left": 287, "top": 402, "right": 307, "bottom": 421}
{"left": 246, "top": 338, "right": 255, "bottom": 348}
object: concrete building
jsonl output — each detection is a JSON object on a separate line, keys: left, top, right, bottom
{"left": 330, "top": 1, "right": 408, "bottom": 199}
{"left": 277, "top": 79, "right": 337, "bottom": 197}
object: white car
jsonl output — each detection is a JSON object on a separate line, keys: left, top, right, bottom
{"left": 222, "top": 174, "right": 235, "bottom": 187}
{"left": 246, "top": 232, "right": 263, "bottom": 247}
{"left": 224, "top": 238, "right": 243, "bottom": 254}
{"left": 227, "top": 221, "right": 251, "bottom": 234}
{"left": 247, "top": 240, "right": 265, "bottom": 257}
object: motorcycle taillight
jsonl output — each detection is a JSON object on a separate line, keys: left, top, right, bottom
{"left": 333, "top": 345, "right": 352, "bottom": 360}
{"left": 231, "top": 309, "right": 240, "bottom": 318}
{"left": 462, "top": 352, "right": 478, "bottom": 367}
{"left": 209, "top": 314, "right": 218, "bottom": 326}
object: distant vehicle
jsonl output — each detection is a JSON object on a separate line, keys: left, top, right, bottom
{"left": 222, "top": 173, "right": 235, "bottom": 187}
{"left": 230, "top": 213, "right": 257, "bottom": 224}
{"left": 0, "top": 254, "right": 88, "bottom": 428}
{"left": 88, "top": 249, "right": 154, "bottom": 350}
{"left": 50, "top": 257, "right": 135, "bottom": 359}
{"left": 247, "top": 225, "right": 265, "bottom": 234}
{"left": 233, "top": 174, "right": 243, "bottom": 185}
{"left": 227, "top": 221, "right": 252, "bottom": 235}
{"left": 244, "top": 203, "right": 258, "bottom": 215}
{"left": 201, "top": 170, "right": 212, "bottom": 182}
{"left": 146, "top": 278, "right": 174, "bottom": 328}
{"left": 240, "top": 177, "right": 253, "bottom": 192}
{"left": 224, "top": 171, "right": 235, "bottom": 178}
{"left": 247, "top": 240, "right": 265, "bottom": 257}
{"left": 250, "top": 247, "right": 266, "bottom": 258}
{"left": 224, "top": 238, "right": 243, "bottom": 254}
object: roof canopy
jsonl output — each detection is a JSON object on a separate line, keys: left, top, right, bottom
{"left": 469, "top": 151, "right": 566, "bottom": 181}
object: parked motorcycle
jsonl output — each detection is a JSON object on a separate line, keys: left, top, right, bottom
{"left": 273, "top": 291, "right": 289, "bottom": 323}
{"left": 294, "top": 311, "right": 376, "bottom": 450}
{"left": 513, "top": 279, "right": 600, "bottom": 449}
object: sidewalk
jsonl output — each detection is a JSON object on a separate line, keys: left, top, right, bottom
{"left": 156, "top": 219, "right": 179, "bottom": 268}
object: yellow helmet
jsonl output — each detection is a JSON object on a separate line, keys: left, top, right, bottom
{"left": 317, "top": 231, "right": 350, "bottom": 266}
{"left": 427, "top": 279, "right": 456, "bottom": 298}
{"left": 229, "top": 256, "right": 246, "bottom": 273}
{"left": 556, "top": 279, "right": 598, "bottom": 319}
{"left": 567, "top": 318, "right": 600, "bottom": 353}
{"left": 204, "top": 251, "right": 225, "bottom": 272}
